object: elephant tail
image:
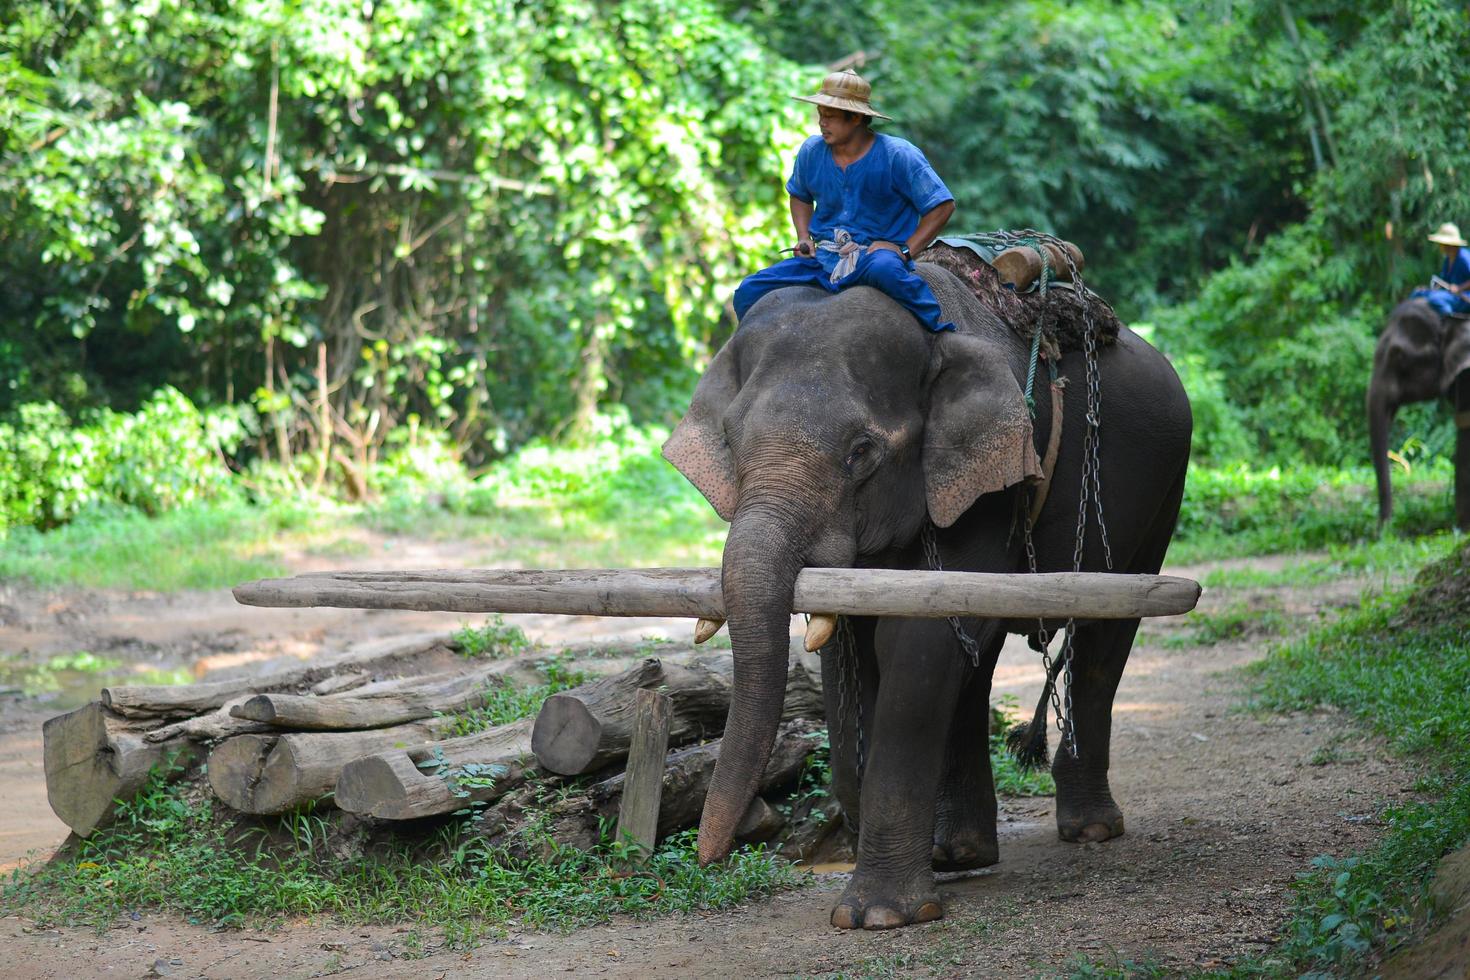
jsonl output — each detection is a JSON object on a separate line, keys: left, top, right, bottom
{"left": 1005, "top": 648, "right": 1067, "bottom": 772}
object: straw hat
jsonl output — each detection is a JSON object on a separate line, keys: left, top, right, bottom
{"left": 1428, "top": 222, "right": 1468, "bottom": 247}
{"left": 792, "top": 69, "right": 892, "bottom": 120}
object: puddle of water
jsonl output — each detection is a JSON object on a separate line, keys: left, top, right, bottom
{"left": 0, "top": 652, "right": 192, "bottom": 711}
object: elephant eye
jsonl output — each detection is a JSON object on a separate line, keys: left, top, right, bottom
{"left": 844, "top": 439, "right": 876, "bottom": 473}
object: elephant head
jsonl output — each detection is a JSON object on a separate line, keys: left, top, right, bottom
{"left": 662, "top": 273, "right": 1041, "bottom": 864}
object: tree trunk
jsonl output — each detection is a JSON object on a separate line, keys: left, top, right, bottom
{"left": 589, "top": 720, "right": 823, "bottom": 840}
{"left": 43, "top": 702, "right": 202, "bottom": 837}
{"left": 334, "top": 718, "right": 535, "bottom": 820}
{"left": 102, "top": 633, "right": 455, "bottom": 719}
{"left": 206, "top": 719, "right": 450, "bottom": 815}
{"left": 530, "top": 653, "right": 822, "bottom": 776}
{"left": 230, "top": 664, "right": 517, "bottom": 731}
{"left": 236, "top": 567, "right": 1200, "bottom": 620}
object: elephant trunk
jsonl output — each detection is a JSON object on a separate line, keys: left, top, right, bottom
{"left": 697, "top": 489, "right": 817, "bottom": 866}
{"left": 1367, "top": 380, "right": 1397, "bottom": 532}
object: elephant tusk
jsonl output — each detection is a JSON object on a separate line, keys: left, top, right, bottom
{"left": 804, "top": 613, "right": 838, "bottom": 652}
{"left": 694, "top": 617, "right": 726, "bottom": 644}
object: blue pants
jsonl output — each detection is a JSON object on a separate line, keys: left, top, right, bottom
{"left": 733, "top": 249, "right": 956, "bottom": 332}
{"left": 1413, "top": 287, "right": 1470, "bottom": 317}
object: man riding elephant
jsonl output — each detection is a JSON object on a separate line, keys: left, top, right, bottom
{"left": 733, "top": 69, "right": 959, "bottom": 333}
{"left": 1411, "top": 222, "right": 1470, "bottom": 317}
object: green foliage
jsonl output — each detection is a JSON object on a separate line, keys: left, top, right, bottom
{"left": 439, "top": 654, "right": 588, "bottom": 738}
{"left": 1244, "top": 537, "right": 1470, "bottom": 972}
{"left": 1, "top": 0, "right": 806, "bottom": 468}
{"left": 451, "top": 616, "right": 532, "bottom": 660}
{"left": 0, "top": 387, "right": 244, "bottom": 532}
{"left": 0, "top": 500, "right": 309, "bottom": 591}
{"left": 3, "top": 761, "right": 802, "bottom": 936}
{"left": 1170, "top": 461, "right": 1455, "bottom": 560}
{"left": 1154, "top": 0, "right": 1470, "bottom": 465}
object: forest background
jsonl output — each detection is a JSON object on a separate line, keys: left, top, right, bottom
{"left": 2, "top": 0, "right": 1469, "bottom": 550}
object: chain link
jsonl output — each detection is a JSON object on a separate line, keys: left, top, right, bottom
{"left": 921, "top": 522, "right": 982, "bottom": 667}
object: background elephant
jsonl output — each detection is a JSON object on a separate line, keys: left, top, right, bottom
{"left": 1368, "top": 298, "right": 1470, "bottom": 529}
{"left": 663, "top": 265, "right": 1192, "bottom": 930}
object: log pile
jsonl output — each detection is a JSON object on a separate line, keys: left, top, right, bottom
{"left": 41, "top": 634, "right": 831, "bottom": 859}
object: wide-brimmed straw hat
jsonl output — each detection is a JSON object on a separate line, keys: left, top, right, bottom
{"left": 1428, "top": 222, "right": 1468, "bottom": 247}
{"left": 792, "top": 69, "right": 892, "bottom": 120}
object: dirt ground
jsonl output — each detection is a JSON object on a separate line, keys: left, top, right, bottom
{"left": 0, "top": 539, "right": 1429, "bottom": 979}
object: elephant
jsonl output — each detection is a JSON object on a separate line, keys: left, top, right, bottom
{"left": 1368, "top": 297, "right": 1470, "bottom": 530}
{"left": 662, "top": 262, "right": 1193, "bottom": 930}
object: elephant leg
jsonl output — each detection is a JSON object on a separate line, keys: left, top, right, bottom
{"left": 1051, "top": 617, "right": 1136, "bottom": 843}
{"left": 932, "top": 630, "right": 1004, "bottom": 871}
{"left": 832, "top": 617, "right": 964, "bottom": 930}
{"left": 819, "top": 616, "right": 878, "bottom": 831}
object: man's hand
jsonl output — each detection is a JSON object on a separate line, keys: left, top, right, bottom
{"left": 795, "top": 238, "right": 815, "bottom": 258}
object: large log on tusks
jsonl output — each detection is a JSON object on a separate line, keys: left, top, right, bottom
{"left": 234, "top": 567, "right": 1201, "bottom": 621}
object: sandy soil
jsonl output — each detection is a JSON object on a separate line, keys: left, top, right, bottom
{"left": 0, "top": 540, "right": 1428, "bottom": 979}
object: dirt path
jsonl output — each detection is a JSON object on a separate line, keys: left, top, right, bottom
{"left": 0, "top": 542, "right": 1421, "bottom": 978}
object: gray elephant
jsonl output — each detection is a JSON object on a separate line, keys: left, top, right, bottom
{"left": 663, "top": 263, "right": 1192, "bottom": 929}
{"left": 1368, "top": 297, "right": 1470, "bottom": 529}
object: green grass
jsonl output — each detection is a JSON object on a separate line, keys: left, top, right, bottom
{"left": 0, "top": 500, "right": 317, "bottom": 591}
{"left": 1196, "top": 532, "right": 1460, "bottom": 589}
{"left": 450, "top": 616, "right": 533, "bottom": 659}
{"left": 1158, "top": 599, "right": 1291, "bottom": 649}
{"left": 1230, "top": 543, "right": 1470, "bottom": 974}
{"left": 439, "top": 654, "right": 588, "bottom": 738}
{"left": 1, "top": 762, "right": 800, "bottom": 941}
{"left": 1169, "top": 462, "right": 1455, "bottom": 563}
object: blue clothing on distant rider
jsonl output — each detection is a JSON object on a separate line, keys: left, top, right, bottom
{"left": 1413, "top": 246, "right": 1470, "bottom": 316}
{"left": 733, "top": 134, "right": 957, "bottom": 332}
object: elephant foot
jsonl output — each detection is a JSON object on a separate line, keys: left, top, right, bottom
{"left": 931, "top": 833, "right": 998, "bottom": 872}
{"left": 1056, "top": 801, "right": 1125, "bottom": 843}
{"left": 830, "top": 873, "right": 944, "bottom": 930}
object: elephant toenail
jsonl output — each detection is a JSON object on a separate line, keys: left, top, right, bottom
{"left": 862, "top": 906, "right": 907, "bottom": 930}
{"left": 831, "top": 904, "right": 861, "bottom": 930}
{"left": 1079, "top": 823, "right": 1114, "bottom": 842}
{"left": 915, "top": 901, "right": 944, "bottom": 923}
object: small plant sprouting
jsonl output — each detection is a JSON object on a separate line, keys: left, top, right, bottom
{"left": 451, "top": 615, "right": 531, "bottom": 659}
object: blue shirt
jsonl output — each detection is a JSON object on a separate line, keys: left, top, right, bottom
{"left": 786, "top": 133, "right": 954, "bottom": 277}
{"left": 1441, "top": 247, "right": 1470, "bottom": 286}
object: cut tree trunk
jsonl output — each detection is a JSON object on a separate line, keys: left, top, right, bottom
{"left": 233, "top": 567, "right": 1202, "bottom": 621}
{"left": 334, "top": 718, "right": 536, "bottom": 820}
{"left": 102, "top": 633, "right": 455, "bottom": 719}
{"left": 230, "top": 663, "right": 519, "bottom": 731}
{"left": 530, "top": 653, "right": 821, "bottom": 776}
{"left": 43, "top": 702, "right": 201, "bottom": 837}
{"left": 615, "top": 689, "right": 674, "bottom": 858}
{"left": 588, "top": 719, "right": 824, "bottom": 840}
{"left": 206, "top": 718, "right": 450, "bottom": 815}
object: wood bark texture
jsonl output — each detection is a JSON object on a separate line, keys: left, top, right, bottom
{"left": 43, "top": 701, "right": 201, "bottom": 836}
{"left": 334, "top": 718, "right": 536, "bottom": 820}
{"left": 234, "top": 567, "right": 1201, "bottom": 620}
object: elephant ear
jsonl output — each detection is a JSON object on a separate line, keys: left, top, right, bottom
{"left": 923, "top": 331, "right": 1043, "bottom": 528}
{"left": 663, "top": 342, "right": 740, "bottom": 521}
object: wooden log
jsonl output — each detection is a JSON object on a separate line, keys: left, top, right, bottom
{"left": 616, "top": 690, "right": 674, "bottom": 858}
{"left": 990, "top": 241, "right": 1085, "bottom": 291}
{"left": 43, "top": 702, "right": 201, "bottom": 837}
{"left": 230, "top": 664, "right": 517, "bottom": 731}
{"left": 589, "top": 720, "right": 824, "bottom": 840}
{"left": 233, "top": 567, "right": 1201, "bottom": 621}
{"left": 206, "top": 719, "right": 448, "bottom": 815}
{"left": 334, "top": 718, "right": 535, "bottom": 820}
{"left": 530, "top": 652, "right": 821, "bottom": 777}
{"left": 102, "top": 632, "right": 455, "bottom": 719}
{"left": 142, "top": 697, "right": 275, "bottom": 744}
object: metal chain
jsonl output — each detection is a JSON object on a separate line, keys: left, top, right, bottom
{"left": 921, "top": 522, "right": 982, "bottom": 666}
{"left": 822, "top": 614, "right": 866, "bottom": 781}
